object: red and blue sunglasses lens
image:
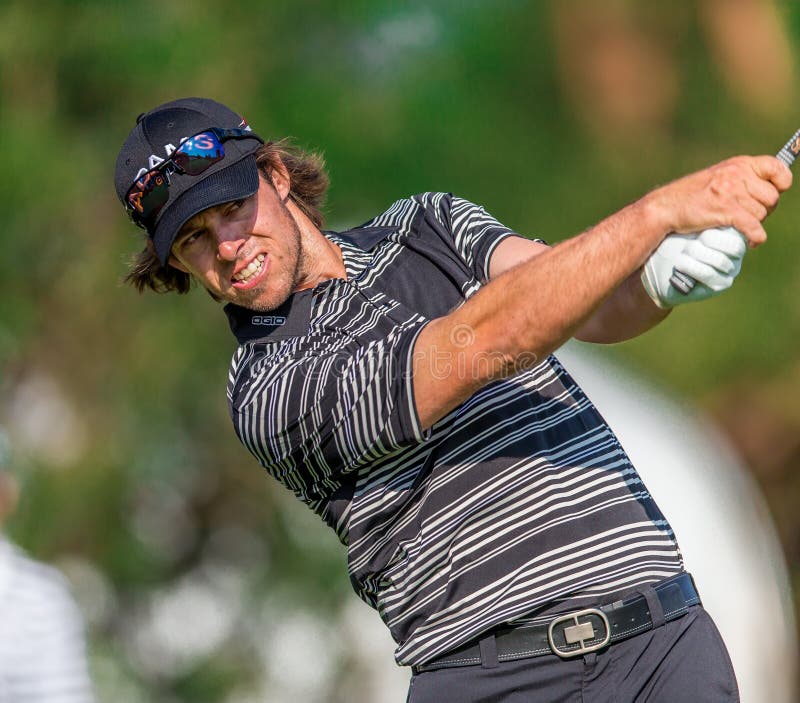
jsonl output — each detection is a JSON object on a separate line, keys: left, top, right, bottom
{"left": 125, "top": 130, "right": 228, "bottom": 224}
{"left": 127, "top": 170, "right": 170, "bottom": 222}
{"left": 171, "top": 131, "right": 225, "bottom": 175}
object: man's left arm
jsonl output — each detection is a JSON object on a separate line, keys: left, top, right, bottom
{"left": 488, "top": 235, "right": 670, "bottom": 344}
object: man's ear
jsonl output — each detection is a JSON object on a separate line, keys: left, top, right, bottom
{"left": 168, "top": 254, "right": 189, "bottom": 273}
{"left": 154, "top": 237, "right": 189, "bottom": 273}
{"left": 268, "top": 159, "right": 291, "bottom": 202}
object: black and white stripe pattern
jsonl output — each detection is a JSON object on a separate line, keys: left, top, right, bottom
{"left": 225, "top": 193, "right": 683, "bottom": 666}
{"left": 0, "top": 538, "right": 94, "bottom": 702}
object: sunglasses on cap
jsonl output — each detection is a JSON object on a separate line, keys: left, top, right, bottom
{"left": 125, "top": 127, "right": 262, "bottom": 229}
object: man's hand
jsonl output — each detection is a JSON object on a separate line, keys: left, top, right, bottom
{"left": 643, "top": 155, "right": 792, "bottom": 247}
{"left": 641, "top": 227, "right": 747, "bottom": 308}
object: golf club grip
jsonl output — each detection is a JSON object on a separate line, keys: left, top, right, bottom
{"left": 669, "top": 127, "right": 800, "bottom": 295}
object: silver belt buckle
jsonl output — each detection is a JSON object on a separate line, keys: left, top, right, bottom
{"left": 547, "top": 608, "right": 611, "bottom": 658}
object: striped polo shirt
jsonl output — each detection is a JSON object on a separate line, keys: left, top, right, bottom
{"left": 225, "top": 193, "right": 684, "bottom": 666}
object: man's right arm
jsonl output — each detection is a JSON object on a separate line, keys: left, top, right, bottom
{"left": 410, "top": 155, "right": 792, "bottom": 431}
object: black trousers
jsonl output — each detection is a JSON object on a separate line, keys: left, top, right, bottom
{"left": 406, "top": 606, "right": 739, "bottom": 703}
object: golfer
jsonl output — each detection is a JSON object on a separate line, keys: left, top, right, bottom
{"left": 115, "top": 97, "right": 790, "bottom": 701}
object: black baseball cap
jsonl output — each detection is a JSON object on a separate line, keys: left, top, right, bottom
{"left": 115, "top": 97, "right": 264, "bottom": 265}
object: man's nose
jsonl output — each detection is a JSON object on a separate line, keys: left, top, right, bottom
{"left": 216, "top": 227, "right": 247, "bottom": 261}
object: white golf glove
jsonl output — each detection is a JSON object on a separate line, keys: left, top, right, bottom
{"left": 641, "top": 227, "right": 747, "bottom": 309}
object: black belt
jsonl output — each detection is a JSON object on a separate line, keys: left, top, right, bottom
{"left": 412, "top": 572, "right": 701, "bottom": 674}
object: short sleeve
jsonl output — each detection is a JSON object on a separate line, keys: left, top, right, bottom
{"left": 228, "top": 319, "right": 427, "bottom": 510}
{"left": 430, "top": 194, "right": 521, "bottom": 283}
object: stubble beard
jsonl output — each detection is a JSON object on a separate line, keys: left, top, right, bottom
{"left": 238, "top": 204, "right": 306, "bottom": 313}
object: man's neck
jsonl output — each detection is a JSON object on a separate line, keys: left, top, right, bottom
{"left": 290, "top": 202, "right": 346, "bottom": 292}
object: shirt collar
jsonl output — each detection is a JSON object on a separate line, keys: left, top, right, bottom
{"left": 224, "top": 290, "right": 315, "bottom": 344}
{"left": 333, "top": 225, "right": 397, "bottom": 251}
{"left": 224, "top": 224, "right": 397, "bottom": 344}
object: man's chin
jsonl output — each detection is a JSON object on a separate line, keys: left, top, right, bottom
{"left": 223, "top": 285, "right": 291, "bottom": 312}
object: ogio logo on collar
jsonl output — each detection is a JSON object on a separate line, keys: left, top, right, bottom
{"left": 251, "top": 315, "right": 286, "bottom": 326}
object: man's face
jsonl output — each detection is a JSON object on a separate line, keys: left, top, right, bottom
{"left": 168, "top": 172, "right": 304, "bottom": 311}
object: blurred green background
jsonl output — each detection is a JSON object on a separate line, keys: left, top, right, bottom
{"left": 1, "top": 1, "right": 799, "bottom": 701}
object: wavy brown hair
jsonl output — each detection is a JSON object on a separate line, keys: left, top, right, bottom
{"left": 123, "top": 139, "right": 329, "bottom": 294}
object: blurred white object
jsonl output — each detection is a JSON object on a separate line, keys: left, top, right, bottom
{"left": 0, "top": 537, "right": 95, "bottom": 703}
{"left": 558, "top": 342, "right": 797, "bottom": 703}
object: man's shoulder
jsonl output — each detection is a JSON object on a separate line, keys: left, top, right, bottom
{"left": 356, "top": 192, "right": 455, "bottom": 229}
{"left": 0, "top": 538, "right": 81, "bottom": 616}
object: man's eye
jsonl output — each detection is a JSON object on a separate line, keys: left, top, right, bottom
{"left": 183, "top": 231, "right": 203, "bottom": 246}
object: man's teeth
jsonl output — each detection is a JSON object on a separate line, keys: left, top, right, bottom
{"left": 234, "top": 254, "right": 266, "bottom": 283}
